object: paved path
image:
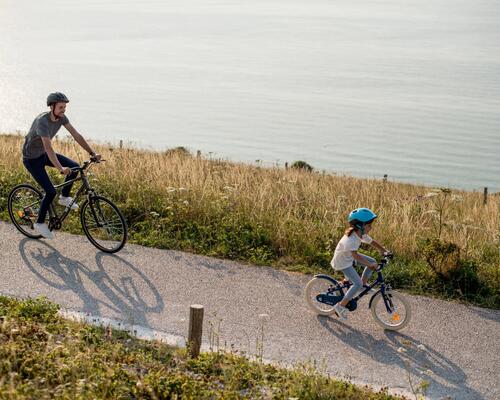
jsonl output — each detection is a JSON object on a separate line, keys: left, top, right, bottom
{"left": 0, "top": 222, "right": 498, "bottom": 399}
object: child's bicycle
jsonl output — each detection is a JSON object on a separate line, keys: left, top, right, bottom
{"left": 305, "top": 253, "right": 411, "bottom": 330}
{"left": 7, "top": 157, "right": 127, "bottom": 253}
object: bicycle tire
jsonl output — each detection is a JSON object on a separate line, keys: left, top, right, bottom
{"left": 370, "top": 290, "right": 411, "bottom": 331}
{"left": 8, "top": 184, "right": 43, "bottom": 239}
{"left": 80, "top": 195, "right": 127, "bottom": 253}
{"left": 305, "top": 276, "right": 343, "bottom": 316}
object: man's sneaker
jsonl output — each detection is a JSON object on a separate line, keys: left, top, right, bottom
{"left": 333, "top": 303, "right": 348, "bottom": 320}
{"left": 34, "top": 223, "right": 54, "bottom": 239}
{"left": 58, "top": 196, "right": 78, "bottom": 210}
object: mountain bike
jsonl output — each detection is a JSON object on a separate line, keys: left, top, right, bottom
{"left": 305, "top": 253, "right": 411, "bottom": 330}
{"left": 7, "top": 157, "right": 127, "bottom": 253}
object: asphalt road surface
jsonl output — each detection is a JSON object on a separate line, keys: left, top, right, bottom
{"left": 0, "top": 222, "right": 498, "bottom": 399}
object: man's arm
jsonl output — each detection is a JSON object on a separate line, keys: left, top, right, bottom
{"left": 64, "top": 123, "right": 98, "bottom": 157}
{"left": 41, "top": 137, "right": 70, "bottom": 175}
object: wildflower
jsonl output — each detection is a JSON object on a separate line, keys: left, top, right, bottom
{"left": 259, "top": 313, "right": 270, "bottom": 321}
{"left": 417, "top": 344, "right": 427, "bottom": 351}
{"left": 183, "top": 200, "right": 189, "bottom": 206}
{"left": 397, "top": 347, "right": 407, "bottom": 353}
{"left": 150, "top": 211, "right": 160, "bottom": 218}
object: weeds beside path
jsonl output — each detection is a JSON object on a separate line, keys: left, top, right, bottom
{"left": 0, "top": 296, "right": 402, "bottom": 399}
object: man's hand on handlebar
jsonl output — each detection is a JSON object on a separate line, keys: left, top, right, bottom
{"left": 90, "top": 153, "right": 102, "bottom": 162}
{"left": 60, "top": 167, "right": 71, "bottom": 176}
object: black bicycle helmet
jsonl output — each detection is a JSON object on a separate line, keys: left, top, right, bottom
{"left": 47, "top": 92, "right": 69, "bottom": 106}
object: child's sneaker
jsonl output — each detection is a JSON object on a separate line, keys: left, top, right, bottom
{"left": 34, "top": 223, "right": 54, "bottom": 239}
{"left": 58, "top": 196, "right": 78, "bottom": 210}
{"left": 334, "top": 303, "right": 348, "bottom": 320}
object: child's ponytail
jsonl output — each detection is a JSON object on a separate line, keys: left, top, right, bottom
{"left": 345, "top": 226, "right": 355, "bottom": 237}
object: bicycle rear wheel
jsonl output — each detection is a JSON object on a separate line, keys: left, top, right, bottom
{"left": 81, "top": 195, "right": 127, "bottom": 253}
{"left": 370, "top": 290, "right": 411, "bottom": 330}
{"left": 305, "top": 276, "right": 343, "bottom": 316}
{"left": 8, "top": 184, "right": 43, "bottom": 239}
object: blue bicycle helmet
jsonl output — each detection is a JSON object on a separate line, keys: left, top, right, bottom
{"left": 348, "top": 208, "right": 377, "bottom": 234}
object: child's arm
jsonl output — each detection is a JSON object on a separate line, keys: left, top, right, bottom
{"left": 370, "top": 239, "right": 389, "bottom": 255}
{"left": 351, "top": 251, "right": 378, "bottom": 270}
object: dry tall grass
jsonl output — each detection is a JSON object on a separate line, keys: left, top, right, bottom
{"left": 2, "top": 133, "right": 497, "bottom": 255}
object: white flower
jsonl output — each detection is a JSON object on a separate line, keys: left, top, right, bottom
{"left": 417, "top": 344, "right": 427, "bottom": 351}
{"left": 397, "top": 347, "right": 407, "bottom": 353}
{"left": 183, "top": 200, "right": 189, "bottom": 206}
{"left": 259, "top": 314, "right": 270, "bottom": 321}
{"left": 150, "top": 211, "right": 160, "bottom": 218}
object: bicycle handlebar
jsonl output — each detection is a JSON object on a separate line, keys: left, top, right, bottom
{"left": 67, "top": 158, "right": 106, "bottom": 172}
{"left": 377, "top": 252, "right": 394, "bottom": 271}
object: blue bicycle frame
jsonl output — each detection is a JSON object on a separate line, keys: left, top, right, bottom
{"left": 314, "top": 255, "right": 394, "bottom": 313}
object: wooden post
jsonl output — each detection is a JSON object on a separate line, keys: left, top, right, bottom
{"left": 196, "top": 150, "right": 201, "bottom": 158}
{"left": 119, "top": 140, "right": 123, "bottom": 149}
{"left": 188, "top": 305, "right": 204, "bottom": 358}
{"left": 383, "top": 174, "right": 388, "bottom": 183}
{"left": 483, "top": 187, "right": 488, "bottom": 205}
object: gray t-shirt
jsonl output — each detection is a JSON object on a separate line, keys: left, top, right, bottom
{"left": 22, "top": 112, "right": 70, "bottom": 159}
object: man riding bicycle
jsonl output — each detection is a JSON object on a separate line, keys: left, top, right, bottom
{"left": 22, "top": 92, "right": 101, "bottom": 239}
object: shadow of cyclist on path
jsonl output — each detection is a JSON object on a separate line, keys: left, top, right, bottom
{"left": 317, "top": 315, "right": 480, "bottom": 399}
{"left": 19, "top": 238, "right": 164, "bottom": 328}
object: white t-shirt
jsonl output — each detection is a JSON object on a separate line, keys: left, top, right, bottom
{"left": 331, "top": 233, "right": 373, "bottom": 270}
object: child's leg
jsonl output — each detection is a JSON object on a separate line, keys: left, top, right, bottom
{"left": 358, "top": 254, "right": 377, "bottom": 285}
{"left": 339, "top": 266, "right": 363, "bottom": 307}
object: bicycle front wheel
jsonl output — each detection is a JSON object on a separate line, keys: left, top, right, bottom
{"left": 81, "top": 195, "right": 127, "bottom": 253}
{"left": 370, "top": 290, "right": 411, "bottom": 331}
{"left": 8, "top": 184, "right": 43, "bottom": 239}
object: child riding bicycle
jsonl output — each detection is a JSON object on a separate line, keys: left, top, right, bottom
{"left": 332, "top": 208, "right": 390, "bottom": 320}
{"left": 22, "top": 92, "right": 101, "bottom": 239}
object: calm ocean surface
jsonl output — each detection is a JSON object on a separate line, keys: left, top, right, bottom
{"left": 1, "top": 0, "right": 499, "bottom": 191}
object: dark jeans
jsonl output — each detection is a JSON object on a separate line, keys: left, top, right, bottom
{"left": 23, "top": 153, "right": 79, "bottom": 223}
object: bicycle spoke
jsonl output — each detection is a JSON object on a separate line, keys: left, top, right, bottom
{"left": 82, "top": 196, "right": 127, "bottom": 253}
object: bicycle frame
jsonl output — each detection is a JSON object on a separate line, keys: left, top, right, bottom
{"left": 315, "top": 255, "right": 394, "bottom": 312}
{"left": 46, "top": 161, "right": 98, "bottom": 230}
